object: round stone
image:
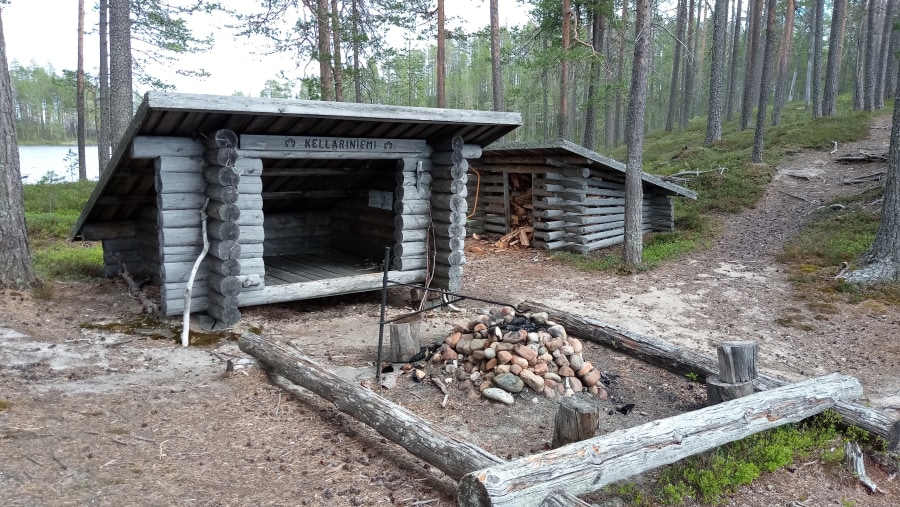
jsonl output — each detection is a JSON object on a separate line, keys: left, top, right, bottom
{"left": 482, "top": 388, "right": 515, "bottom": 405}
{"left": 493, "top": 372, "right": 524, "bottom": 393}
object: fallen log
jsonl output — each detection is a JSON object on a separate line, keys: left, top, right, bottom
{"left": 457, "top": 373, "right": 863, "bottom": 507}
{"left": 237, "top": 333, "right": 503, "bottom": 480}
{"left": 517, "top": 300, "right": 900, "bottom": 451}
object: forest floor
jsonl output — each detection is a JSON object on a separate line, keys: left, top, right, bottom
{"left": 1, "top": 118, "right": 900, "bottom": 506}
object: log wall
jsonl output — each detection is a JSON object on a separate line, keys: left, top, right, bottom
{"left": 392, "top": 157, "right": 432, "bottom": 272}
{"left": 429, "top": 137, "right": 477, "bottom": 292}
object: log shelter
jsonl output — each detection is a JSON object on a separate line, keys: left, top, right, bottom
{"left": 467, "top": 140, "right": 697, "bottom": 252}
{"left": 71, "top": 92, "right": 521, "bottom": 326}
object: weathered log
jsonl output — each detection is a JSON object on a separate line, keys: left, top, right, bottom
{"left": 538, "top": 492, "right": 596, "bottom": 507}
{"left": 458, "top": 374, "right": 863, "bottom": 507}
{"left": 205, "top": 185, "right": 239, "bottom": 204}
{"left": 203, "top": 165, "right": 242, "bottom": 186}
{"left": 208, "top": 239, "right": 241, "bottom": 260}
{"left": 81, "top": 221, "right": 137, "bottom": 240}
{"left": 204, "top": 147, "right": 239, "bottom": 167}
{"left": 706, "top": 374, "right": 754, "bottom": 405}
{"left": 717, "top": 341, "right": 758, "bottom": 383}
{"left": 132, "top": 136, "right": 204, "bottom": 158}
{"left": 389, "top": 323, "right": 419, "bottom": 362}
{"left": 207, "top": 304, "right": 241, "bottom": 327}
{"left": 207, "top": 290, "right": 239, "bottom": 309}
{"left": 206, "top": 201, "right": 241, "bottom": 223}
{"left": 395, "top": 241, "right": 427, "bottom": 258}
{"left": 432, "top": 160, "right": 470, "bottom": 180}
{"left": 237, "top": 333, "right": 503, "bottom": 480}
{"left": 432, "top": 193, "right": 468, "bottom": 213}
{"left": 516, "top": 301, "right": 900, "bottom": 451}
{"left": 395, "top": 214, "right": 431, "bottom": 231}
{"left": 432, "top": 177, "right": 469, "bottom": 194}
{"left": 394, "top": 228, "right": 428, "bottom": 243}
{"left": 205, "top": 129, "right": 238, "bottom": 149}
{"left": 207, "top": 258, "right": 241, "bottom": 277}
{"left": 155, "top": 171, "right": 205, "bottom": 194}
{"left": 394, "top": 199, "right": 430, "bottom": 215}
{"left": 207, "top": 219, "right": 240, "bottom": 241}
{"left": 396, "top": 170, "right": 434, "bottom": 187}
{"left": 551, "top": 393, "right": 602, "bottom": 448}
{"left": 392, "top": 256, "right": 427, "bottom": 271}
{"left": 207, "top": 273, "right": 243, "bottom": 297}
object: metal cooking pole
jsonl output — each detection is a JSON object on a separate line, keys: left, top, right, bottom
{"left": 375, "top": 247, "right": 390, "bottom": 382}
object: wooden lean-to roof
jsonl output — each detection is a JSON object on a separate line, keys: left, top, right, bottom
{"left": 72, "top": 92, "right": 522, "bottom": 240}
{"left": 475, "top": 139, "right": 698, "bottom": 199}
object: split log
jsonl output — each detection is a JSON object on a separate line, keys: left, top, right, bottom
{"left": 237, "top": 333, "right": 503, "bottom": 480}
{"left": 389, "top": 323, "right": 418, "bottom": 362}
{"left": 717, "top": 341, "right": 758, "bottom": 383}
{"left": 551, "top": 393, "right": 602, "bottom": 448}
{"left": 458, "top": 374, "right": 863, "bottom": 507}
{"left": 517, "top": 301, "right": 900, "bottom": 451}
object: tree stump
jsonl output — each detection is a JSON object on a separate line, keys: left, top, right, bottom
{"left": 708, "top": 341, "right": 758, "bottom": 405}
{"left": 389, "top": 323, "right": 418, "bottom": 362}
{"left": 551, "top": 393, "right": 602, "bottom": 448}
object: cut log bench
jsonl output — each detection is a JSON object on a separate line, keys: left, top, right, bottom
{"left": 238, "top": 333, "right": 868, "bottom": 506}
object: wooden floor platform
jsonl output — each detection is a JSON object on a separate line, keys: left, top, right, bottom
{"left": 263, "top": 253, "right": 382, "bottom": 285}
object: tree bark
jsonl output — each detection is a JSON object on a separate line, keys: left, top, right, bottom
{"left": 624, "top": 0, "right": 651, "bottom": 266}
{"left": 751, "top": 0, "right": 777, "bottom": 163}
{"left": 330, "top": 0, "right": 343, "bottom": 102}
{"left": 77, "top": 0, "right": 87, "bottom": 181}
{"left": 865, "top": 0, "right": 879, "bottom": 110}
{"left": 725, "top": 0, "right": 742, "bottom": 122}
{"left": 436, "top": 0, "right": 446, "bottom": 108}
{"left": 490, "top": 0, "right": 504, "bottom": 112}
{"left": 316, "top": 0, "right": 334, "bottom": 101}
{"left": 558, "top": 0, "right": 571, "bottom": 139}
{"left": 705, "top": 0, "right": 729, "bottom": 143}
{"left": 108, "top": 0, "right": 133, "bottom": 152}
{"left": 237, "top": 333, "right": 503, "bottom": 480}
{"left": 458, "top": 374, "right": 863, "bottom": 507}
{"left": 812, "top": 0, "right": 824, "bottom": 117}
{"left": 856, "top": 0, "right": 870, "bottom": 110}
{"left": 875, "top": 0, "right": 896, "bottom": 109}
{"left": 680, "top": 0, "right": 697, "bottom": 129}
{"left": 772, "top": 0, "right": 795, "bottom": 126}
{"left": 351, "top": 0, "right": 362, "bottom": 102}
{"left": 613, "top": 0, "right": 628, "bottom": 147}
{"left": 666, "top": 0, "right": 688, "bottom": 132}
{"left": 823, "top": 0, "right": 848, "bottom": 116}
{"left": 98, "top": 0, "right": 111, "bottom": 173}
{"left": 740, "top": 0, "right": 763, "bottom": 130}
{"left": 0, "top": 8, "right": 35, "bottom": 287}
{"left": 583, "top": 9, "right": 605, "bottom": 149}
{"left": 888, "top": 8, "right": 900, "bottom": 98}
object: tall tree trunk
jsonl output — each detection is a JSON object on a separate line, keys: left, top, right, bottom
{"left": 542, "top": 34, "right": 550, "bottom": 139}
{"left": 614, "top": 0, "right": 628, "bottom": 147}
{"left": 824, "top": 0, "right": 848, "bottom": 116}
{"left": 772, "top": 0, "right": 796, "bottom": 125}
{"left": 805, "top": 0, "right": 816, "bottom": 107}
{"left": 351, "top": 0, "right": 361, "bottom": 102}
{"left": 77, "top": 0, "right": 87, "bottom": 181}
{"left": 752, "top": 0, "right": 777, "bottom": 163}
{"left": 740, "top": 0, "right": 763, "bottom": 130}
{"left": 490, "top": 0, "right": 504, "bottom": 111}
{"left": 666, "top": 0, "right": 688, "bottom": 132}
{"left": 316, "top": 0, "right": 334, "bottom": 101}
{"left": 888, "top": 11, "right": 900, "bottom": 98}
{"left": 605, "top": 27, "right": 616, "bottom": 149}
{"left": 98, "top": 0, "right": 110, "bottom": 173}
{"left": 726, "top": 0, "right": 743, "bottom": 122}
{"left": 583, "top": 10, "right": 605, "bottom": 149}
{"left": 855, "top": 0, "right": 868, "bottom": 110}
{"left": 695, "top": 0, "right": 710, "bottom": 113}
{"left": 0, "top": 7, "right": 35, "bottom": 287}
{"left": 331, "top": 0, "right": 344, "bottom": 102}
{"left": 437, "top": 0, "right": 446, "bottom": 108}
{"left": 812, "top": 0, "right": 824, "bottom": 117}
{"left": 876, "top": 0, "right": 896, "bottom": 108}
{"left": 624, "top": 0, "right": 652, "bottom": 267}
{"left": 680, "top": 0, "right": 696, "bottom": 129}
{"left": 865, "top": 0, "right": 879, "bottom": 110}
{"left": 845, "top": 61, "right": 900, "bottom": 284}
{"left": 705, "top": 0, "right": 729, "bottom": 143}
{"left": 108, "top": 0, "right": 132, "bottom": 150}
{"left": 559, "top": 0, "right": 571, "bottom": 139}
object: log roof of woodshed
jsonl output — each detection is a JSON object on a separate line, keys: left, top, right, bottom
{"left": 476, "top": 139, "right": 697, "bottom": 199}
{"left": 72, "top": 92, "right": 522, "bottom": 239}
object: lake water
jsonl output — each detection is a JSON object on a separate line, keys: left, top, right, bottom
{"left": 17, "top": 145, "right": 101, "bottom": 183}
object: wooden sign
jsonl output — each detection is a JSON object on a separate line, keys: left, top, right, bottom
{"left": 239, "top": 135, "right": 431, "bottom": 160}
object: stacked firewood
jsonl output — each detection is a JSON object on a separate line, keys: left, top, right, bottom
{"left": 430, "top": 306, "right": 607, "bottom": 404}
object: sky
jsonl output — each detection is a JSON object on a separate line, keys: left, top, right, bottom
{"left": 3, "top": 0, "right": 532, "bottom": 97}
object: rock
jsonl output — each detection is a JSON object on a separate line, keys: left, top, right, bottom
{"left": 547, "top": 324, "right": 567, "bottom": 339}
{"left": 458, "top": 379, "right": 473, "bottom": 391}
{"left": 487, "top": 326, "right": 502, "bottom": 341}
{"left": 596, "top": 386, "right": 609, "bottom": 401}
{"left": 501, "top": 329, "right": 527, "bottom": 343}
{"left": 543, "top": 372, "right": 562, "bottom": 382}
{"left": 546, "top": 337, "right": 564, "bottom": 352}
{"left": 560, "top": 345, "right": 575, "bottom": 356}
{"left": 445, "top": 363, "right": 458, "bottom": 375}
{"left": 463, "top": 361, "right": 474, "bottom": 373}
{"left": 544, "top": 378, "right": 558, "bottom": 390}
{"left": 470, "top": 371, "right": 481, "bottom": 382}
{"left": 446, "top": 331, "right": 462, "bottom": 348}
{"left": 564, "top": 388, "right": 575, "bottom": 397}
{"left": 470, "top": 338, "right": 487, "bottom": 351}
{"left": 558, "top": 366, "right": 575, "bottom": 377}
{"left": 441, "top": 345, "right": 459, "bottom": 362}
{"left": 473, "top": 322, "right": 488, "bottom": 332}
{"left": 569, "top": 337, "right": 583, "bottom": 353}
{"left": 555, "top": 355, "right": 570, "bottom": 368}
{"left": 493, "top": 372, "right": 524, "bottom": 393}
{"left": 497, "top": 350, "right": 513, "bottom": 364}
{"left": 480, "top": 380, "right": 492, "bottom": 392}
{"left": 454, "top": 321, "right": 472, "bottom": 332}
{"left": 483, "top": 347, "right": 497, "bottom": 360}
{"left": 514, "top": 344, "right": 538, "bottom": 363}
{"left": 512, "top": 356, "right": 529, "bottom": 369}
{"left": 466, "top": 387, "right": 481, "bottom": 400}
{"left": 530, "top": 312, "right": 549, "bottom": 325}
{"left": 495, "top": 364, "right": 511, "bottom": 374}
{"left": 538, "top": 353, "right": 553, "bottom": 363}
{"left": 520, "top": 369, "right": 545, "bottom": 393}
{"left": 577, "top": 362, "right": 594, "bottom": 377}
{"left": 500, "top": 305, "right": 516, "bottom": 317}
{"left": 457, "top": 334, "right": 475, "bottom": 355}
{"left": 527, "top": 332, "right": 540, "bottom": 344}
{"left": 546, "top": 361, "right": 558, "bottom": 373}
{"left": 538, "top": 346, "right": 549, "bottom": 356}
{"left": 509, "top": 364, "right": 522, "bottom": 375}
{"left": 568, "top": 376, "right": 583, "bottom": 392}
{"left": 538, "top": 331, "right": 552, "bottom": 344}
{"left": 456, "top": 368, "right": 469, "bottom": 381}
{"left": 568, "top": 353, "right": 584, "bottom": 371}
{"left": 431, "top": 352, "right": 442, "bottom": 364}
{"left": 532, "top": 362, "right": 548, "bottom": 376}
{"left": 502, "top": 313, "right": 515, "bottom": 324}
{"left": 484, "top": 358, "right": 498, "bottom": 371}
{"left": 471, "top": 349, "right": 485, "bottom": 361}
{"left": 582, "top": 368, "right": 602, "bottom": 387}
{"left": 493, "top": 342, "right": 515, "bottom": 352}
{"left": 482, "top": 388, "right": 515, "bottom": 405}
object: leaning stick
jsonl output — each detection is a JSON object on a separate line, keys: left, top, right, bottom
{"left": 181, "top": 199, "right": 210, "bottom": 347}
